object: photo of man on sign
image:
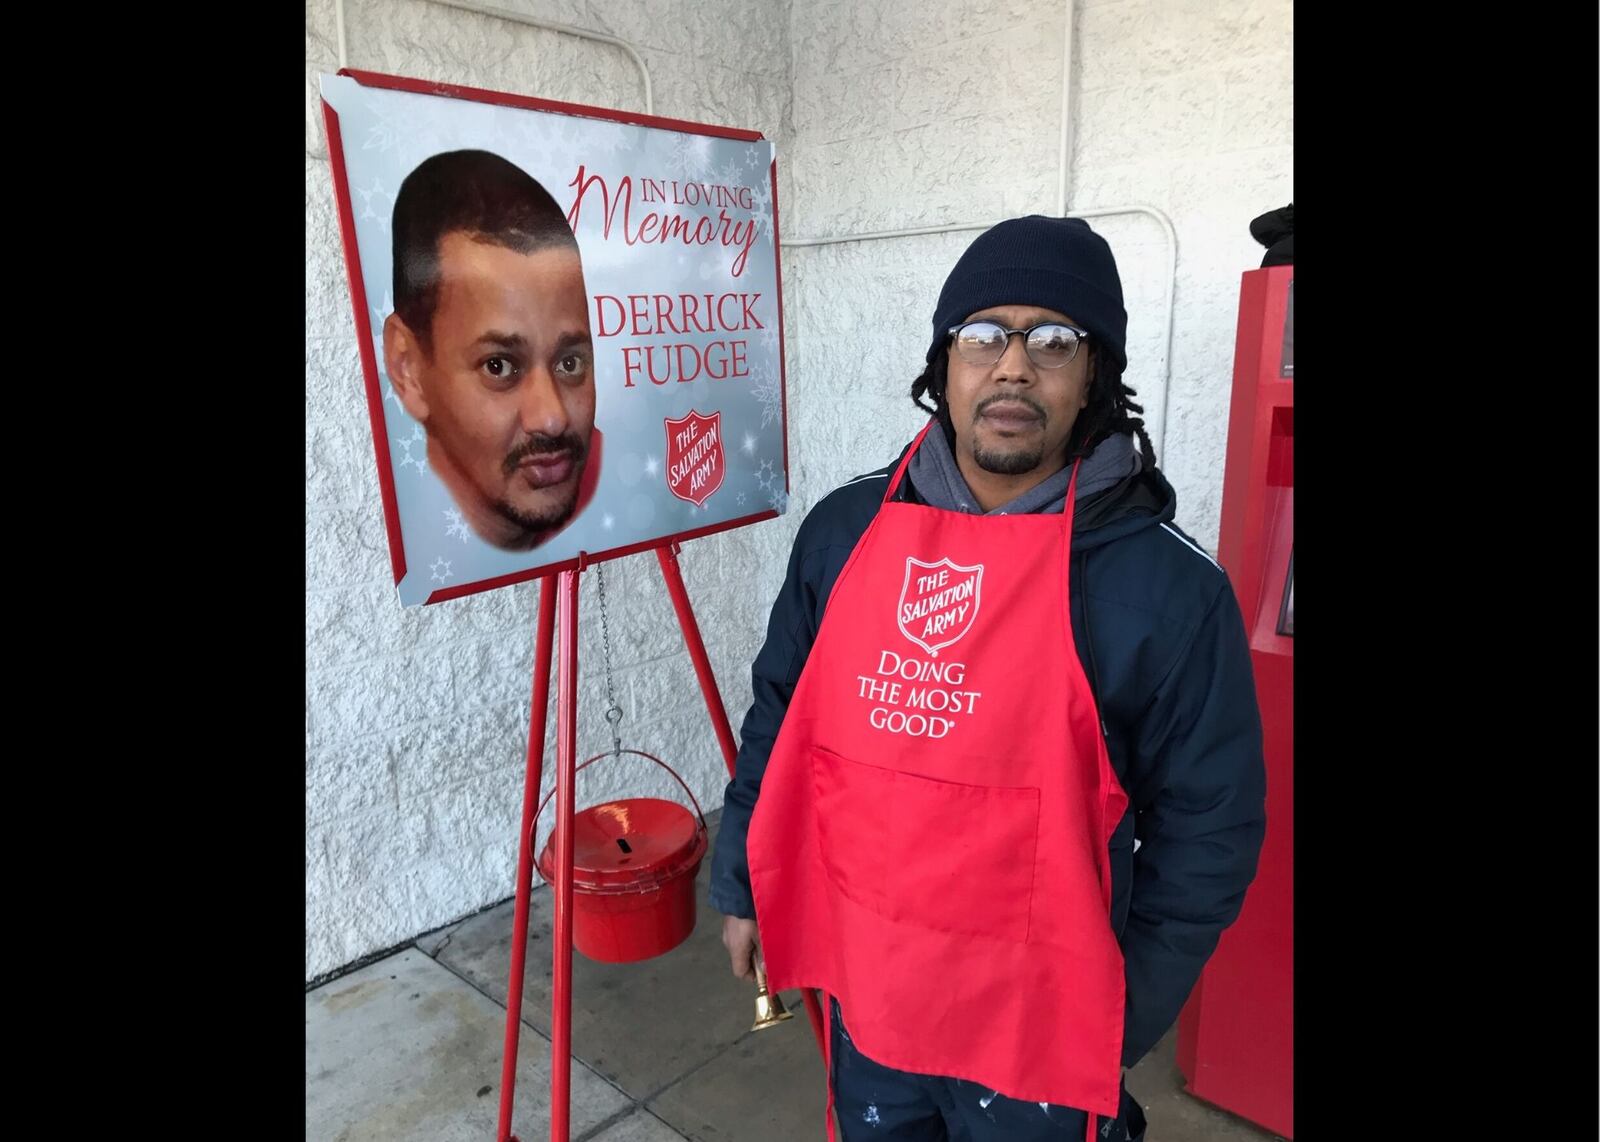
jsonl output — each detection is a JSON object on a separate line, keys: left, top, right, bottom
{"left": 320, "top": 69, "right": 787, "bottom": 605}
{"left": 382, "top": 149, "right": 603, "bottom": 552}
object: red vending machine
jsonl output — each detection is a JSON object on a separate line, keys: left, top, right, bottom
{"left": 1176, "top": 265, "right": 1294, "bottom": 1138}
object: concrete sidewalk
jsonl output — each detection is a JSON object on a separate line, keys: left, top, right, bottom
{"left": 306, "top": 813, "right": 1283, "bottom": 1141}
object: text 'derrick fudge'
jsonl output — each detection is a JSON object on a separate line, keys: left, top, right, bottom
{"left": 568, "top": 166, "right": 768, "bottom": 390}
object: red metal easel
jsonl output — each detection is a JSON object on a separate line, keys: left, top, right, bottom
{"left": 495, "top": 541, "right": 827, "bottom": 1142}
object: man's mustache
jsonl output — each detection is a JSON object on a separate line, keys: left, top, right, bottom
{"left": 974, "top": 393, "right": 1047, "bottom": 422}
{"left": 503, "top": 432, "right": 587, "bottom": 475}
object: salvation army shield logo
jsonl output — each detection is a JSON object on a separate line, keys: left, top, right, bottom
{"left": 897, "top": 557, "right": 983, "bottom": 657}
{"left": 664, "top": 410, "right": 725, "bottom": 507}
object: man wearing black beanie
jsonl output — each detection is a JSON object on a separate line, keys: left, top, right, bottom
{"left": 711, "top": 216, "right": 1267, "bottom": 1142}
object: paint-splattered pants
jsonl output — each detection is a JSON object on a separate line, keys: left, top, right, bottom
{"left": 831, "top": 1001, "right": 1149, "bottom": 1142}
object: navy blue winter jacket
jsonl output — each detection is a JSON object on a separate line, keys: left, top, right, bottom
{"left": 708, "top": 442, "right": 1267, "bottom": 1068}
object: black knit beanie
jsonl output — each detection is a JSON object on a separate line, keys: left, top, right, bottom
{"left": 926, "top": 215, "right": 1128, "bottom": 372}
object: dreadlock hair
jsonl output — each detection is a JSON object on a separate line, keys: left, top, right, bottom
{"left": 910, "top": 346, "right": 1156, "bottom": 468}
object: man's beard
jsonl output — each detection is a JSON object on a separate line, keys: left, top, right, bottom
{"left": 970, "top": 394, "right": 1047, "bottom": 475}
{"left": 494, "top": 431, "right": 589, "bottom": 536}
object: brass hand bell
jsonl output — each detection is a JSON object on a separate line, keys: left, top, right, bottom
{"left": 751, "top": 959, "right": 794, "bottom": 1031}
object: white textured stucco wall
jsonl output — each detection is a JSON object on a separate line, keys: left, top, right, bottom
{"left": 782, "top": 0, "right": 1293, "bottom": 536}
{"left": 306, "top": 0, "right": 1291, "bottom": 981}
{"left": 305, "top": 0, "right": 797, "bottom": 981}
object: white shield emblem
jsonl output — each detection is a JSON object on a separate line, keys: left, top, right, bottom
{"left": 664, "top": 409, "right": 725, "bottom": 507}
{"left": 897, "top": 556, "right": 983, "bottom": 657}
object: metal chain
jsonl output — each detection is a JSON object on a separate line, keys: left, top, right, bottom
{"left": 595, "top": 563, "right": 624, "bottom": 758}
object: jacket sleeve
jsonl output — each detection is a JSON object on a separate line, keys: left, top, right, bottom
{"left": 707, "top": 521, "right": 830, "bottom": 918}
{"left": 1118, "top": 580, "right": 1268, "bottom": 1067}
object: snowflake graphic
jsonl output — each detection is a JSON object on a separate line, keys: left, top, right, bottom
{"left": 643, "top": 455, "right": 661, "bottom": 478}
{"left": 754, "top": 453, "right": 787, "bottom": 513}
{"left": 384, "top": 380, "right": 406, "bottom": 412}
{"left": 741, "top": 432, "right": 757, "bottom": 455}
{"left": 757, "top": 322, "right": 781, "bottom": 356}
{"left": 444, "top": 508, "right": 471, "bottom": 543}
{"left": 487, "top": 105, "right": 566, "bottom": 163}
{"left": 396, "top": 425, "right": 428, "bottom": 473}
{"left": 370, "top": 289, "right": 393, "bottom": 330}
{"left": 736, "top": 491, "right": 747, "bottom": 506}
{"left": 602, "top": 513, "right": 615, "bottom": 530}
{"left": 751, "top": 368, "right": 784, "bottom": 429}
{"left": 664, "top": 132, "right": 714, "bottom": 179}
{"left": 751, "top": 177, "right": 774, "bottom": 212}
{"left": 711, "top": 161, "right": 743, "bottom": 193}
{"left": 429, "top": 556, "right": 454, "bottom": 583}
{"left": 356, "top": 180, "right": 394, "bottom": 232}
{"left": 361, "top": 112, "right": 404, "bottom": 154}
{"left": 749, "top": 178, "right": 776, "bottom": 237}
{"left": 362, "top": 94, "right": 454, "bottom": 159}
{"left": 369, "top": 327, "right": 390, "bottom": 382}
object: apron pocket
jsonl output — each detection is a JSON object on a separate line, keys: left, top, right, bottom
{"left": 812, "top": 744, "right": 896, "bottom": 915}
{"left": 811, "top": 745, "right": 1040, "bottom": 944}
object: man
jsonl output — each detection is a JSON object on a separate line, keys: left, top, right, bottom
{"left": 383, "top": 149, "right": 601, "bottom": 552}
{"left": 710, "top": 216, "right": 1267, "bottom": 1142}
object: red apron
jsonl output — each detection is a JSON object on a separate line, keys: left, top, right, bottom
{"left": 747, "top": 421, "right": 1127, "bottom": 1138}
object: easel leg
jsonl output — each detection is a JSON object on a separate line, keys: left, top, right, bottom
{"left": 549, "top": 569, "right": 581, "bottom": 1141}
{"left": 497, "top": 576, "right": 558, "bottom": 1142}
{"left": 654, "top": 542, "right": 829, "bottom": 1054}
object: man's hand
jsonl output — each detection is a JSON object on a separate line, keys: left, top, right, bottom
{"left": 722, "top": 915, "right": 761, "bottom": 981}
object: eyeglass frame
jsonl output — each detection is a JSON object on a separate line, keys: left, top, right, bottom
{"left": 945, "top": 319, "right": 1092, "bottom": 369}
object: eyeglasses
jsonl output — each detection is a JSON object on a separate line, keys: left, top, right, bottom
{"left": 947, "top": 320, "right": 1090, "bottom": 369}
